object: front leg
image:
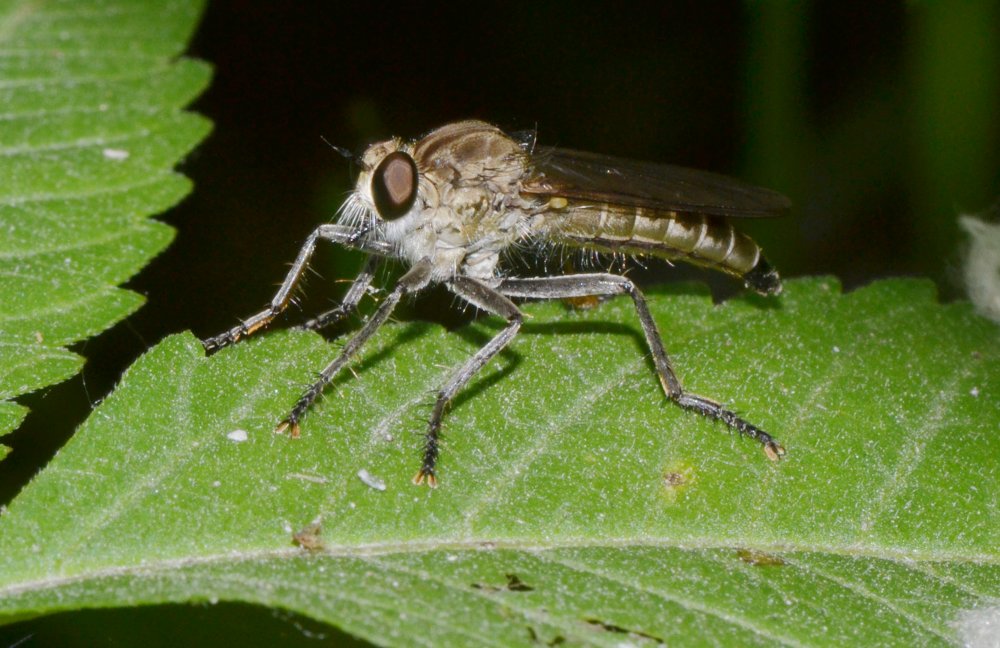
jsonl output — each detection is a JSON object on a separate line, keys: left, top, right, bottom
{"left": 498, "top": 274, "right": 785, "bottom": 461}
{"left": 299, "top": 256, "right": 380, "bottom": 332}
{"left": 414, "top": 276, "right": 524, "bottom": 487}
{"left": 203, "top": 224, "right": 391, "bottom": 352}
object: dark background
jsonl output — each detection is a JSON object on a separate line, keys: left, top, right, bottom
{"left": 3, "top": 2, "right": 998, "bottom": 646}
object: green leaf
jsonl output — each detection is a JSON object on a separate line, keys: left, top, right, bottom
{"left": 0, "top": 277, "right": 997, "bottom": 646}
{"left": 0, "top": 0, "right": 211, "bottom": 444}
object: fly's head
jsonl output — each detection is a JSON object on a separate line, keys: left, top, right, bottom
{"left": 338, "top": 135, "right": 426, "bottom": 250}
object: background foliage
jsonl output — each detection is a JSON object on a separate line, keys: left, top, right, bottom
{"left": 0, "top": 0, "right": 210, "bottom": 456}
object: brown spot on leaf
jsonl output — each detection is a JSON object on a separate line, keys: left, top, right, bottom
{"left": 471, "top": 572, "right": 534, "bottom": 593}
{"left": 736, "top": 549, "right": 785, "bottom": 566}
{"left": 583, "top": 618, "right": 663, "bottom": 643}
{"left": 292, "top": 518, "right": 324, "bottom": 551}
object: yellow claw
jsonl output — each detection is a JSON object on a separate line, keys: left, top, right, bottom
{"left": 764, "top": 442, "right": 786, "bottom": 462}
{"left": 275, "top": 420, "right": 301, "bottom": 438}
{"left": 412, "top": 470, "right": 438, "bottom": 488}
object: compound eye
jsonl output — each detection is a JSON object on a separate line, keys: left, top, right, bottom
{"left": 371, "top": 151, "right": 418, "bottom": 220}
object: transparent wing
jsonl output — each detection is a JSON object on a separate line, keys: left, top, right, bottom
{"left": 521, "top": 146, "right": 791, "bottom": 218}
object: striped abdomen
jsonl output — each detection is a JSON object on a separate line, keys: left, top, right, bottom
{"left": 543, "top": 203, "right": 782, "bottom": 295}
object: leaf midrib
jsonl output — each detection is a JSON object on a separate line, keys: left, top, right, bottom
{"left": 3, "top": 537, "right": 995, "bottom": 602}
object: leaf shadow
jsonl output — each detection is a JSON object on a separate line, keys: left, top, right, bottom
{"left": 298, "top": 280, "right": 782, "bottom": 424}
{"left": 443, "top": 324, "right": 524, "bottom": 413}
{"left": 445, "top": 316, "right": 649, "bottom": 414}
{"left": 323, "top": 322, "right": 436, "bottom": 388}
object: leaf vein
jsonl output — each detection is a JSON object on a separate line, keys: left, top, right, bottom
{"left": 858, "top": 367, "right": 968, "bottom": 532}
{"left": 779, "top": 554, "right": 953, "bottom": 641}
{"left": 544, "top": 552, "right": 806, "bottom": 647}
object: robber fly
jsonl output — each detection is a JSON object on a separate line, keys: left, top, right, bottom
{"left": 204, "top": 120, "right": 789, "bottom": 486}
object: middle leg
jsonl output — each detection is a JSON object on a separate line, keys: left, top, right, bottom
{"left": 413, "top": 276, "right": 524, "bottom": 487}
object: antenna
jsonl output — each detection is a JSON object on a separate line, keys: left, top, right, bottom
{"left": 320, "top": 135, "right": 354, "bottom": 160}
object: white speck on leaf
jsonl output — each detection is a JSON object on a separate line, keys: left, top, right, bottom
{"left": 357, "top": 469, "right": 386, "bottom": 491}
{"left": 226, "top": 429, "right": 248, "bottom": 442}
{"left": 102, "top": 148, "right": 130, "bottom": 161}
{"left": 971, "top": 387, "right": 980, "bottom": 397}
